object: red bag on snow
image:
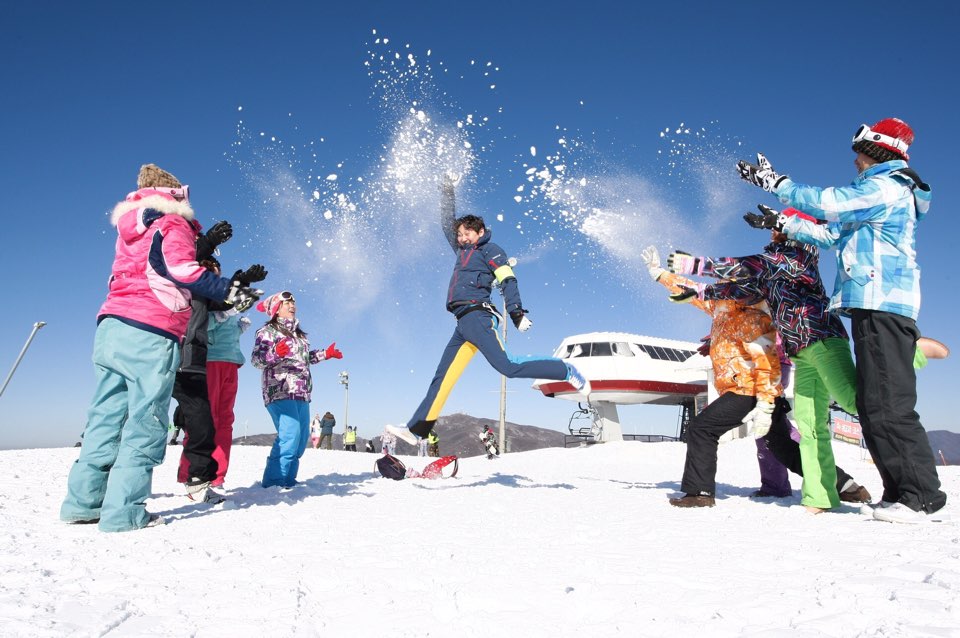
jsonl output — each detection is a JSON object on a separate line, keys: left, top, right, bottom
{"left": 418, "top": 455, "right": 459, "bottom": 479}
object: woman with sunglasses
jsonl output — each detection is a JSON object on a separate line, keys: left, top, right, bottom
{"left": 251, "top": 291, "right": 343, "bottom": 488}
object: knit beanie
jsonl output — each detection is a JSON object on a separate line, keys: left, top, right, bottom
{"left": 137, "top": 163, "right": 182, "bottom": 189}
{"left": 852, "top": 118, "right": 913, "bottom": 163}
{"left": 256, "top": 291, "right": 293, "bottom": 319}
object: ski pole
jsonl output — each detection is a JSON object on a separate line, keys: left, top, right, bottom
{"left": 0, "top": 321, "right": 46, "bottom": 398}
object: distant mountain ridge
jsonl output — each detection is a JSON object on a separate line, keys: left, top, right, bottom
{"left": 232, "top": 416, "right": 960, "bottom": 464}
{"left": 928, "top": 430, "right": 960, "bottom": 465}
{"left": 233, "top": 412, "right": 564, "bottom": 458}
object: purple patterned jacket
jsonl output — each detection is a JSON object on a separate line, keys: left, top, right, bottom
{"left": 251, "top": 317, "right": 327, "bottom": 405}
{"left": 698, "top": 241, "right": 848, "bottom": 358}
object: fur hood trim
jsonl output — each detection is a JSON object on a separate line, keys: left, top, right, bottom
{"left": 110, "top": 190, "right": 195, "bottom": 226}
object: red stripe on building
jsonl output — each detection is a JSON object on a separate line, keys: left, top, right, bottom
{"left": 537, "top": 379, "right": 707, "bottom": 397}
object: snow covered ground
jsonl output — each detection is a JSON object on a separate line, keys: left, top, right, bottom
{"left": 2, "top": 438, "right": 957, "bottom": 637}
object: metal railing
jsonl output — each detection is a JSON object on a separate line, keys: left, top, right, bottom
{"left": 563, "top": 433, "right": 679, "bottom": 447}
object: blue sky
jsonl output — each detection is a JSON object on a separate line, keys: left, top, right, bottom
{"left": 2, "top": 1, "right": 959, "bottom": 449}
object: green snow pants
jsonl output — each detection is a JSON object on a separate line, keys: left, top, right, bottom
{"left": 790, "top": 337, "right": 858, "bottom": 509}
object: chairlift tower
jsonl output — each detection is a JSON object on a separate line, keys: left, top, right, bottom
{"left": 338, "top": 371, "right": 350, "bottom": 430}
{"left": 495, "top": 257, "right": 518, "bottom": 454}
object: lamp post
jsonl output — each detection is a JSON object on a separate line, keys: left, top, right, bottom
{"left": 0, "top": 321, "right": 46, "bottom": 398}
{"left": 497, "top": 258, "right": 518, "bottom": 454}
{"left": 338, "top": 371, "right": 350, "bottom": 431}
{"left": 498, "top": 295, "right": 508, "bottom": 454}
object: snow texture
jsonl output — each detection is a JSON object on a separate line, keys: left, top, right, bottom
{"left": 223, "top": 35, "right": 498, "bottom": 319}
{"left": 223, "top": 35, "right": 752, "bottom": 319}
{"left": 3, "top": 439, "right": 958, "bottom": 637}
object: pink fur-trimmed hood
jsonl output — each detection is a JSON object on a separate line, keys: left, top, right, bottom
{"left": 98, "top": 188, "right": 206, "bottom": 341}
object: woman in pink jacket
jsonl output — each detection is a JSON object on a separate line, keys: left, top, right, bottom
{"left": 60, "top": 164, "right": 259, "bottom": 532}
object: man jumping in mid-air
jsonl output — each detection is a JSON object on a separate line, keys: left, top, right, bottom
{"left": 388, "top": 174, "right": 589, "bottom": 446}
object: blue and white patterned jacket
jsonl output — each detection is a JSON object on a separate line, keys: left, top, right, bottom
{"left": 775, "top": 160, "right": 930, "bottom": 320}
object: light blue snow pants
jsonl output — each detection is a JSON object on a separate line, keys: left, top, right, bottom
{"left": 262, "top": 399, "right": 311, "bottom": 488}
{"left": 60, "top": 319, "right": 178, "bottom": 532}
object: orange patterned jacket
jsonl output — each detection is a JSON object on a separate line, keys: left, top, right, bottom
{"left": 656, "top": 271, "right": 781, "bottom": 404}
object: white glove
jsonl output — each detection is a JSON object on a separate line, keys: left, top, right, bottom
{"left": 736, "top": 153, "right": 787, "bottom": 193}
{"left": 742, "top": 400, "right": 774, "bottom": 438}
{"left": 225, "top": 284, "right": 263, "bottom": 313}
{"left": 510, "top": 309, "right": 533, "bottom": 332}
{"left": 441, "top": 171, "right": 462, "bottom": 192}
{"left": 641, "top": 245, "right": 665, "bottom": 281}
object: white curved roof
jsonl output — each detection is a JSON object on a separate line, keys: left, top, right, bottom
{"left": 533, "top": 331, "right": 711, "bottom": 405}
{"left": 555, "top": 332, "right": 702, "bottom": 351}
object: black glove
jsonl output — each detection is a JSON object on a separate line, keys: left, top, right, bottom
{"left": 509, "top": 308, "right": 532, "bottom": 332}
{"left": 232, "top": 264, "right": 268, "bottom": 285}
{"left": 697, "top": 337, "right": 711, "bottom": 357}
{"left": 668, "top": 284, "right": 701, "bottom": 304}
{"left": 742, "top": 204, "right": 783, "bottom": 231}
{"left": 205, "top": 221, "right": 233, "bottom": 247}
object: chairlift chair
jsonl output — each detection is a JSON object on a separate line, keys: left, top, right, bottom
{"left": 568, "top": 402, "right": 603, "bottom": 438}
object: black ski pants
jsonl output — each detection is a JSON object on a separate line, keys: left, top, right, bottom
{"left": 680, "top": 391, "right": 756, "bottom": 496}
{"left": 172, "top": 371, "right": 219, "bottom": 484}
{"left": 851, "top": 309, "right": 945, "bottom": 513}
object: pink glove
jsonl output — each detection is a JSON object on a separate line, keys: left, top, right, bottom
{"left": 667, "top": 251, "right": 704, "bottom": 276}
{"left": 324, "top": 342, "right": 343, "bottom": 360}
{"left": 275, "top": 339, "right": 292, "bottom": 358}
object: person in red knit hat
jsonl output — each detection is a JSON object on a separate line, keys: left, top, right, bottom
{"left": 737, "top": 118, "right": 946, "bottom": 523}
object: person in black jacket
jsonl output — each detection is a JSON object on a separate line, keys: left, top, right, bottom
{"left": 172, "top": 224, "right": 267, "bottom": 504}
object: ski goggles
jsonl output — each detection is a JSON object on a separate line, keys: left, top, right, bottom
{"left": 278, "top": 291, "right": 296, "bottom": 303}
{"left": 151, "top": 185, "right": 191, "bottom": 202}
{"left": 852, "top": 125, "right": 908, "bottom": 154}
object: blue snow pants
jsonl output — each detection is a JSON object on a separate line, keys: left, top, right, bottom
{"left": 406, "top": 310, "right": 568, "bottom": 433}
{"left": 262, "top": 399, "right": 311, "bottom": 488}
{"left": 60, "top": 319, "right": 178, "bottom": 532}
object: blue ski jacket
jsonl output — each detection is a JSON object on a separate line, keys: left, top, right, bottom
{"left": 775, "top": 160, "right": 930, "bottom": 320}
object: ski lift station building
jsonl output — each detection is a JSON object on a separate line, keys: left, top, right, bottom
{"left": 532, "top": 332, "right": 713, "bottom": 443}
